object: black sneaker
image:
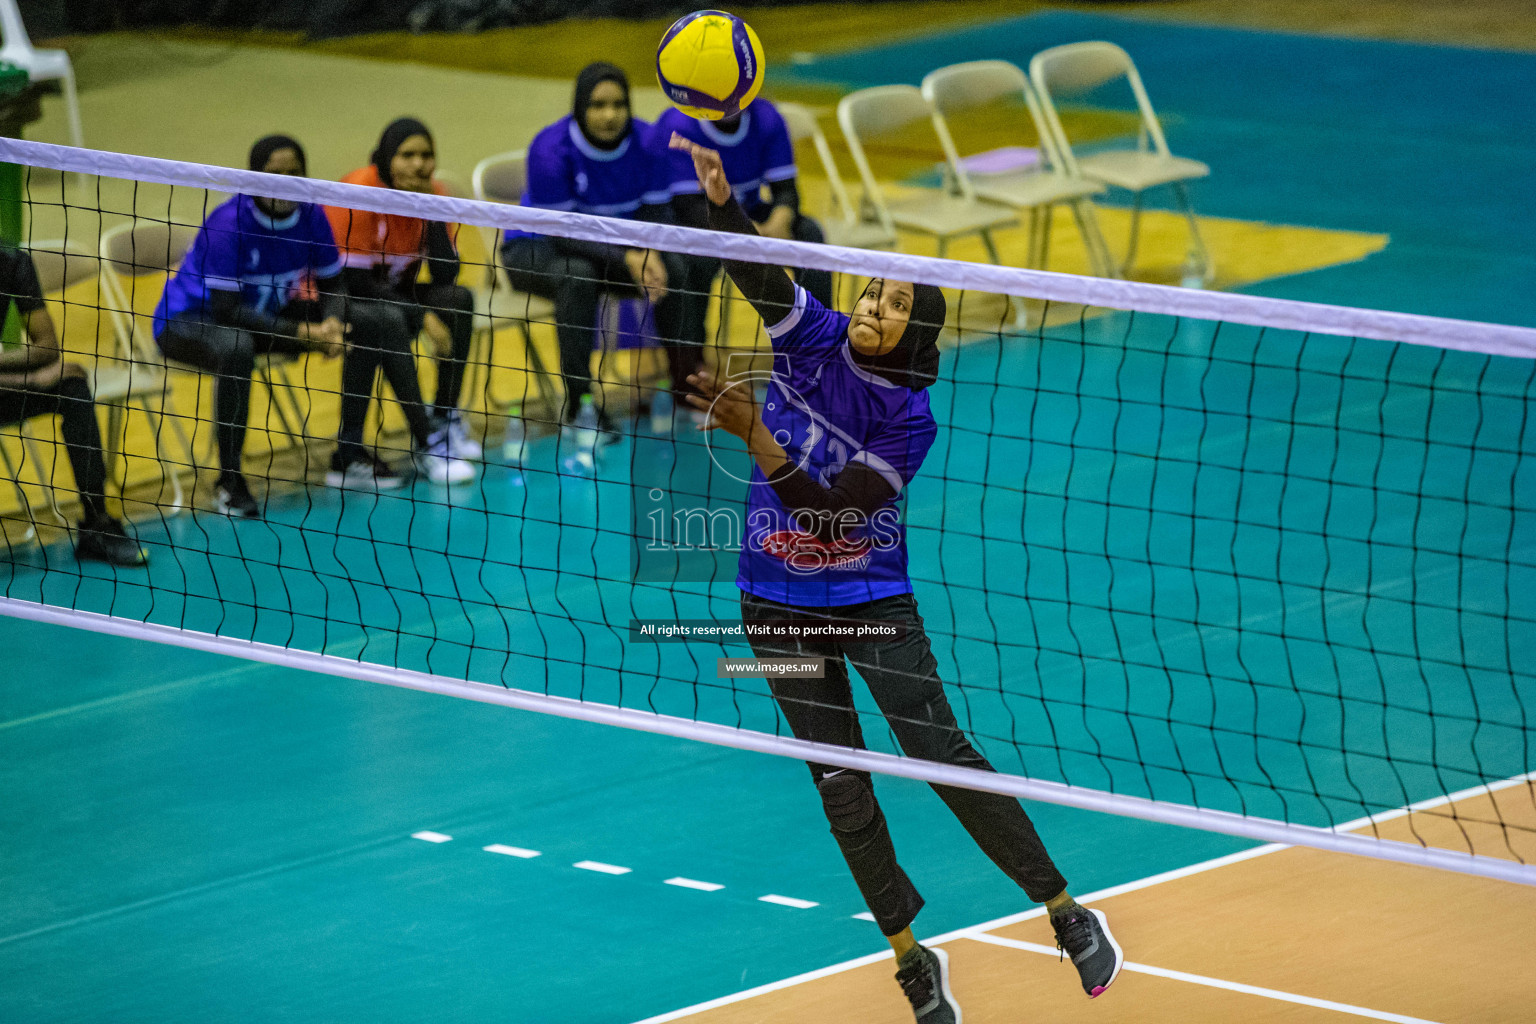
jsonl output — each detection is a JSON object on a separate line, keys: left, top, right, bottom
{"left": 215, "top": 475, "right": 261, "bottom": 519}
{"left": 74, "top": 517, "right": 148, "bottom": 567}
{"left": 893, "top": 944, "right": 960, "bottom": 1023}
{"left": 1052, "top": 906, "right": 1123, "bottom": 998}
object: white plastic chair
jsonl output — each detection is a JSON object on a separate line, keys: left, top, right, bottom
{"left": 921, "top": 60, "right": 1115, "bottom": 278}
{"left": 469, "top": 149, "right": 560, "bottom": 418}
{"left": 777, "top": 101, "right": 898, "bottom": 252}
{"left": 99, "top": 221, "right": 309, "bottom": 503}
{"left": 1030, "top": 41, "right": 1212, "bottom": 284}
{"left": 836, "top": 85, "right": 1017, "bottom": 262}
{"left": 0, "top": 0, "right": 83, "bottom": 149}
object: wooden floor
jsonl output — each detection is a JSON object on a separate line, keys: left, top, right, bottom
{"left": 649, "top": 783, "right": 1536, "bottom": 1023}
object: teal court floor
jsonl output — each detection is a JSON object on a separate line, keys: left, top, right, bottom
{"left": 4, "top": 12, "right": 1535, "bottom": 1024}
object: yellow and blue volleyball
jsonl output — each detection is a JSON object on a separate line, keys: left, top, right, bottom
{"left": 656, "top": 10, "right": 765, "bottom": 121}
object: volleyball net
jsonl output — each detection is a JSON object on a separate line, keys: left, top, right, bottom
{"left": 1, "top": 137, "right": 1532, "bottom": 886}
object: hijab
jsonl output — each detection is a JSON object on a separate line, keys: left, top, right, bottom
{"left": 248, "top": 134, "right": 306, "bottom": 174}
{"left": 573, "top": 61, "right": 631, "bottom": 151}
{"left": 852, "top": 281, "right": 945, "bottom": 391}
{"left": 371, "top": 116, "right": 433, "bottom": 188}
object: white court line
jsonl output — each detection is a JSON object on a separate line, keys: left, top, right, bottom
{"left": 410, "top": 831, "right": 453, "bottom": 844}
{"left": 574, "top": 860, "right": 632, "bottom": 875}
{"left": 758, "top": 895, "right": 819, "bottom": 909}
{"left": 484, "top": 844, "right": 541, "bottom": 859}
{"left": 852, "top": 912, "right": 876, "bottom": 922}
{"left": 628, "top": 770, "right": 1534, "bottom": 1023}
{"left": 665, "top": 878, "right": 725, "bottom": 892}
{"left": 965, "top": 932, "right": 1442, "bottom": 1024}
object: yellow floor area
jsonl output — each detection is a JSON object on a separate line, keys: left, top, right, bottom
{"left": 653, "top": 786, "right": 1536, "bottom": 1023}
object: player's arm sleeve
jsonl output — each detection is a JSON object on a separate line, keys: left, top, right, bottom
{"left": 764, "top": 461, "right": 896, "bottom": 536}
{"left": 847, "top": 409, "right": 938, "bottom": 496}
{"left": 672, "top": 191, "right": 710, "bottom": 229}
{"left": 313, "top": 272, "right": 345, "bottom": 321}
{"left": 6, "top": 252, "right": 46, "bottom": 314}
{"left": 765, "top": 178, "right": 801, "bottom": 217}
{"left": 706, "top": 194, "right": 796, "bottom": 326}
{"left": 208, "top": 289, "right": 298, "bottom": 338}
{"left": 762, "top": 119, "right": 800, "bottom": 215}
{"left": 424, "top": 220, "right": 460, "bottom": 286}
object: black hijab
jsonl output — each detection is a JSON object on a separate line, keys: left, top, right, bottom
{"left": 371, "top": 117, "right": 433, "bottom": 188}
{"left": 853, "top": 281, "right": 945, "bottom": 391}
{"left": 573, "top": 62, "right": 631, "bottom": 151}
{"left": 248, "top": 134, "right": 306, "bottom": 174}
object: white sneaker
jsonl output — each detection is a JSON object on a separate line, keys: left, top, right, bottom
{"left": 416, "top": 430, "right": 476, "bottom": 485}
{"left": 443, "top": 411, "right": 483, "bottom": 460}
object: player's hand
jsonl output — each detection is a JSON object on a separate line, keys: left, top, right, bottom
{"left": 302, "top": 317, "right": 349, "bottom": 358}
{"left": 669, "top": 133, "right": 731, "bottom": 207}
{"left": 625, "top": 248, "right": 669, "bottom": 303}
{"left": 21, "top": 357, "right": 65, "bottom": 391}
{"left": 422, "top": 310, "right": 453, "bottom": 358}
{"left": 759, "top": 207, "right": 795, "bottom": 240}
{"left": 684, "top": 368, "right": 757, "bottom": 441}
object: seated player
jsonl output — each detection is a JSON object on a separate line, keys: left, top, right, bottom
{"left": 326, "top": 117, "right": 481, "bottom": 482}
{"left": 500, "top": 62, "right": 696, "bottom": 434}
{"left": 156, "top": 135, "right": 471, "bottom": 510}
{"left": 0, "top": 242, "right": 147, "bottom": 566}
{"left": 659, "top": 96, "right": 833, "bottom": 357}
{"left": 671, "top": 134, "right": 1123, "bottom": 1023}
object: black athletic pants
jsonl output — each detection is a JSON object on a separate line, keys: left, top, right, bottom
{"left": 679, "top": 213, "right": 833, "bottom": 352}
{"left": 741, "top": 590, "right": 1069, "bottom": 937}
{"left": 158, "top": 298, "right": 439, "bottom": 473}
{"left": 500, "top": 236, "right": 693, "bottom": 419}
{"left": 390, "top": 280, "right": 475, "bottom": 421}
{"left": 0, "top": 374, "right": 110, "bottom": 522}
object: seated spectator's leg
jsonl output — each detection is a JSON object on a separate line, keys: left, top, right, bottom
{"left": 415, "top": 282, "right": 475, "bottom": 420}
{"left": 792, "top": 214, "right": 834, "bottom": 309}
{"left": 156, "top": 316, "right": 257, "bottom": 480}
{"left": 651, "top": 251, "right": 702, "bottom": 402}
{"left": 677, "top": 252, "right": 720, "bottom": 353}
{"left": 341, "top": 296, "right": 435, "bottom": 455}
{"left": 0, "top": 372, "right": 147, "bottom": 565}
{"left": 50, "top": 368, "right": 111, "bottom": 524}
{"left": 503, "top": 237, "right": 600, "bottom": 421}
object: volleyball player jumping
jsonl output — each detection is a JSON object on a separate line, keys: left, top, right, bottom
{"left": 670, "top": 133, "right": 1122, "bottom": 1023}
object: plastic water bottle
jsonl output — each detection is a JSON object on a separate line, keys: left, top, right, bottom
{"left": 502, "top": 403, "right": 529, "bottom": 466}
{"left": 561, "top": 394, "right": 600, "bottom": 476}
{"left": 649, "top": 388, "right": 674, "bottom": 436}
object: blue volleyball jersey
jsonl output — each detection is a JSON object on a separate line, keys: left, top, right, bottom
{"left": 503, "top": 116, "right": 674, "bottom": 244}
{"left": 738, "top": 286, "right": 938, "bottom": 607}
{"left": 658, "top": 102, "right": 797, "bottom": 219}
{"left": 153, "top": 195, "right": 342, "bottom": 333}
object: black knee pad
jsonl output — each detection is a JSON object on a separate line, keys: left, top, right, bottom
{"left": 817, "top": 771, "right": 875, "bottom": 834}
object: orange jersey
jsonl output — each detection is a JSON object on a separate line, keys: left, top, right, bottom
{"left": 326, "top": 165, "right": 459, "bottom": 287}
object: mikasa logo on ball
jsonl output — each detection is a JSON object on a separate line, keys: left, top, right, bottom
{"left": 737, "top": 37, "right": 754, "bottom": 80}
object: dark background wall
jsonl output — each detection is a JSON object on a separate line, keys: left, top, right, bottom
{"left": 22, "top": 0, "right": 976, "bottom": 38}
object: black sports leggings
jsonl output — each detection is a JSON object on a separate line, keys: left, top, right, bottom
{"left": 741, "top": 591, "right": 1068, "bottom": 936}
{"left": 0, "top": 372, "right": 110, "bottom": 522}
{"left": 158, "top": 299, "right": 439, "bottom": 472}
{"left": 501, "top": 237, "right": 694, "bottom": 418}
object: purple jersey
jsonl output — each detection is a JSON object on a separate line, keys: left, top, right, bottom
{"left": 503, "top": 116, "right": 673, "bottom": 244}
{"left": 738, "top": 286, "right": 938, "bottom": 607}
{"left": 153, "top": 195, "right": 342, "bottom": 334}
{"left": 658, "top": 102, "right": 797, "bottom": 220}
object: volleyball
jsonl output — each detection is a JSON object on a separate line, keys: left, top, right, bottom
{"left": 655, "top": 10, "right": 765, "bottom": 121}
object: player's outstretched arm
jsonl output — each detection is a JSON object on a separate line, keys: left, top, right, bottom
{"left": 669, "top": 132, "right": 796, "bottom": 327}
